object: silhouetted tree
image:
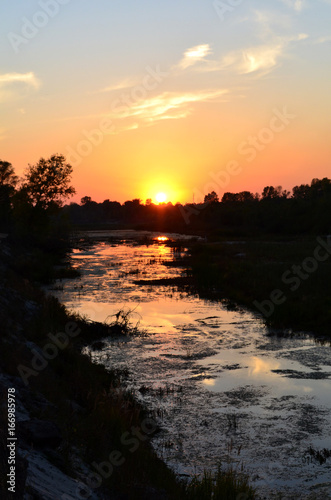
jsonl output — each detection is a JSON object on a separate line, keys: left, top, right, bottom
{"left": 23, "top": 154, "right": 75, "bottom": 209}
{"left": 204, "top": 191, "right": 219, "bottom": 203}
{"left": 81, "top": 196, "right": 92, "bottom": 205}
{"left": 0, "top": 160, "right": 18, "bottom": 229}
{"left": 222, "top": 192, "right": 237, "bottom": 203}
{"left": 292, "top": 183, "right": 310, "bottom": 200}
{"left": 0, "top": 160, "right": 18, "bottom": 191}
{"left": 310, "top": 177, "right": 331, "bottom": 198}
{"left": 262, "top": 185, "right": 283, "bottom": 199}
{"left": 222, "top": 191, "right": 255, "bottom": 203}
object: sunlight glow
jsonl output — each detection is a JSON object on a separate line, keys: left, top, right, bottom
{"left": 155, "top": 192, "right": 167, "bottom": 203}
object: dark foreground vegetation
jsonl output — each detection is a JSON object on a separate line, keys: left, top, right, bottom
{"left": 0, "top": 155, "right": 257, "bottom": 498}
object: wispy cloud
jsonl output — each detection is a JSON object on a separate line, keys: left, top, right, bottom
{"left": 194, "top": 33, "right": 308, "bottom": 76}
{"left": 314, "top": 35, "right": 331, "bottom": 44}
{"left": 178, "top": 44, "right": 212, "bottom": 69}
{"left": 279, "top": 0, "right": 305, "bottom": 11}
{"left": 110, "top": 89, "right": 228, "bottom": 124}
{"left": 0, "top": 72, "right": 40, "bottom": 88}
{"left": 239, "top": 33, "right": 308, "bottom": 74}
{"left": 99, "top": 77, "right": 141, "bottom": 93}
{"left": 0, "top": 72, "right": 41, "bottom": 104}
{"left": 58, "top": 88, "right": 228, "bottom": 133}
{"left": 253, "top": 8, "right": 293, "bottom": 37}
{"left": 240, "top": 44, "right": 284, "bottom": 74}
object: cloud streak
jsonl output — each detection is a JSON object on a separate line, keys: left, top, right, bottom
{"left": 178, "top": 44, "right": 212, "bottom": 69}
{"left": 313, "top": 35, "right": 331, "bottom": 44}
{"left": 239, "top": 34, "right": 308, "bottom": 74}
{"left": 109, "top": 89, "right": 228, "bottom": 124}
{"left": 0, "top": 72, "right": 40, "bottom": 88}
{"left": 279, "top": 0, "right": 305, "bottom": 11}
{"left": 192, "top": 33, "right": 308, "bottom": 76}
{"left": 100, "top": 77, "right": 141, "bottom": 93}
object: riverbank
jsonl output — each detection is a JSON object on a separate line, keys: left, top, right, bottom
{"left": 0, "top": 237, "right": 256, "bottom": 499}
{"left": 0, "top": 240, "right": 186, "bottom": 499}
{"left": 186, "top": 237, "right": 331, "bottom": 338}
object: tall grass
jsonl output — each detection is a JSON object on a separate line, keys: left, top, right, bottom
{"left": 185, "top": 466, "right": 256, "bottom": 500}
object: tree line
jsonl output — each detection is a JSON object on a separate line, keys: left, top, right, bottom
{"left": 1, "top": 154, "right": 330, "bottom": 237}
{"left": 66, "top": 178, "right": 331, "bottom": 235}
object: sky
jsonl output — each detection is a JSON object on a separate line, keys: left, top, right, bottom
{"left": 0, "top": 0, "right": 330, "bottom": 204}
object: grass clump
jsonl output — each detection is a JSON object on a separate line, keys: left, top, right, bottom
{"left": 185, "top": 465, "right": 256, "bottom": 500}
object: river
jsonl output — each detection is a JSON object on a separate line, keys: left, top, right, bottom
{"left": 49, "top": 230, "right": 331, "bottom": 499}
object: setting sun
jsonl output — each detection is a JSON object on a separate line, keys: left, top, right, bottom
{"left": 155, "top": 192, "right": 167, "bottom": 204}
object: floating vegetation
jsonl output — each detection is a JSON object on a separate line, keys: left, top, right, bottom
{"left": 304, "top": 446, "right": 331, "bottom": 465}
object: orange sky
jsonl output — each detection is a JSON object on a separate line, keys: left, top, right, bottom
{"left": 1, "top": 1, "right": 331, "bottom": 204}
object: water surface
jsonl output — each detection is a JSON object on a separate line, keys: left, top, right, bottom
{"left": 50, "top": 231, "right": 331, "bottom": 499}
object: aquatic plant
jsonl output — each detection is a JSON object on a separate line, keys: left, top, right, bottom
{"left": 305, "top": 446, "right": 331, "bottom": 465}
{"left": 105, "top": 306, "right": 146, "bottom": 336}
{"left": 185, "top": 464, "right": 256, "bottom": 500}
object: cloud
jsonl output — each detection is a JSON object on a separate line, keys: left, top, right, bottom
{"left": 240, "top": 44, "right": 284, "bottom": 73}
{"left": 242, "top": 33, "right": 308, "bottom": 73}
{"left": 110, "top": 89, "right": 228, "bottom": 124}
{"left": 279, "top": 0, "right": 305, "bottom": 11}
{"left": 178, "top": 44, "right": 212, "bottom": 69}
{"left": 0, "top": 72, "right": 41, "bottom": 104}
{"left": 203, "top": 33, "right": 308, "bottom": 76}
{"left": 58, "top": 88, "right": 228, "bottom": 134}
{"left": 314, "top": 35, "right": 331, "bottom": 44}
{"left": 0, "top": 72, "right": 40, "bottom": 88}
{"left": 99, "top": 77, "right": 141, "bottom": 93}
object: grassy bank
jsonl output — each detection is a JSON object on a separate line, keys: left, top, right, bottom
{"left": 187, "top": 237, "right": 331, "bottom": 337}
{"left": 0, "top": 276, "right": 181, "bottom": 498}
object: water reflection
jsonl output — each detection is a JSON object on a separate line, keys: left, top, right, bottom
{"left": 250, "top": 356, "right": 280, "bottom": 376}
{"left": 49, "top": 232, "right": 331, "bottom": 500}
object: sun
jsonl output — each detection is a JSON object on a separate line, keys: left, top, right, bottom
{"left": 155, "top": 192, "right": 167, "bottom": 203}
